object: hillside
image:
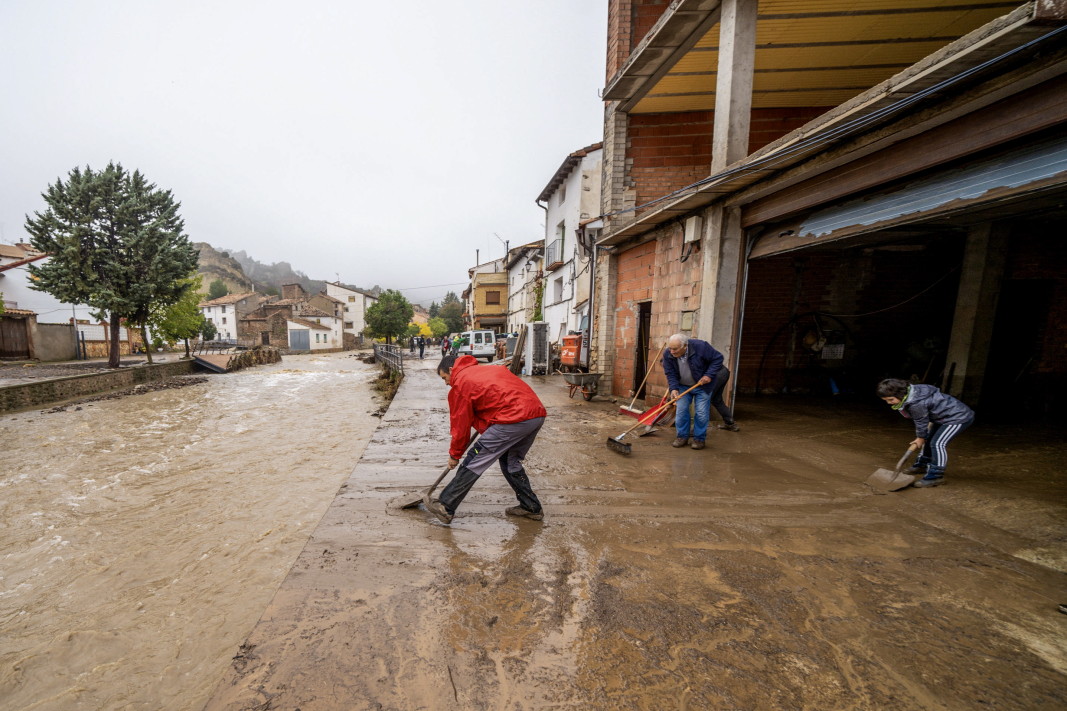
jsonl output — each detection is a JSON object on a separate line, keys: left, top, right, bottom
{"left": 194, "top": 242, "right": 380, "bottom": 298}
{"left": 194, "top": 242, "right": 255, "bottom": 295}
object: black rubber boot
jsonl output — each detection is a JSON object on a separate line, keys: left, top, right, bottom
{"left": 437, "top": 466, "right": 481, "bottom": 514}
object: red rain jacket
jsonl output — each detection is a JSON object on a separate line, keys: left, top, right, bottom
{"left": 447, "top": 355, "right": 547, "bottom": 459}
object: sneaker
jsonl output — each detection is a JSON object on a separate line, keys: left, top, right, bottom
{"left": 505, "top": 506, "right": 544, "bottom": 521}
{"left": 691, "top": 440, "right": 706, "bottom": 450}
{"left": 912, "top": 475, "right": 945, "bottom": 488}
{"left": 671, "top": 437, "right": 689, "bottom": 448}
{"left": 424, "top": 498, "right": 454, "bottom": 523}
{"left": 718, "top": 422, "right": 740, "bottom": 432}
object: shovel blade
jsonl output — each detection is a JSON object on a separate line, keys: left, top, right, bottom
{"left": 866, "top": 467, "right": 917, "bottom": 493}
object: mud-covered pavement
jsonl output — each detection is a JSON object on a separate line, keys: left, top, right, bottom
{"left": 206, "top": 357, "right": 1066, "bottom": 710}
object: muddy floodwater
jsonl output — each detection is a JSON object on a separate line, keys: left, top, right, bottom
{"left": 0, "top": 352, "right": 380, "bottom": 710}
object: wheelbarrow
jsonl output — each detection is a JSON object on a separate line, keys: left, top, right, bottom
{"left": 563, "top": 372, "right": 603, "bottom": 401}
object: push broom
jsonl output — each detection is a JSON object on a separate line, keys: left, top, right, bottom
{"left": 607, "top": 382, "right": 701, "bottom": 455}
{"left": 620, "top": 340, "right": 667, "bottom": 417}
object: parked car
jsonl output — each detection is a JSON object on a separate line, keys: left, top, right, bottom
{"left": 455, "top": 329, "right": 496, "bottom": 361}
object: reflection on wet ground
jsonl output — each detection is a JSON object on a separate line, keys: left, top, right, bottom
{"left": 0, "top": 352, "right": 379, "bottom": 711}
{"left": 207, "top": 357, "right": 1067, "bottom": 710}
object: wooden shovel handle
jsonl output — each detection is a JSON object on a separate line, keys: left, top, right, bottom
{"left": 627, "top": 340, "right": 668, "bottom": 411}
{"left": 893, "top": 443, "right": 921, "bottom": 474}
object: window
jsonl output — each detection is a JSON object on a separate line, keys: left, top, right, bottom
{"left": 553, "top": 277, "right": 564, "bottom": 303}
{"left": 348, "top": 296, "right": 356, "bottom": 302}
{"left": 221, "top": 305, "right": 227, "bottom": 313}
{"left": 559, "top": 182, "right": 566, "bottom": 204}
{"left": 486, "top": 291, "right": 500, "bottom": 305}
{"left": 222, "top": 317, "right": 227, "bottom": 325}
{"left": 344, "top": 306, "right": 349, "bottom": 312}
{"left": 344, "top": 321, "right": 353, "bottom": 329}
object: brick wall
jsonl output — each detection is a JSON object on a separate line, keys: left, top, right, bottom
{"left": 612, "top": 223, "right": 704, "bottom": 401}
{"left": 628, "top": 108, "right": 833, "bottom": 210}
{"left": 633, "top": 0, "right": 669, "bottom": 43}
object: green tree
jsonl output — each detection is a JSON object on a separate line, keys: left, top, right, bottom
{"left": 201, "top": 318, "right": 218, "bottom": 341}
{"left": 208, "top": 278, "right": 229, "bottom": 300}
{"left": 25, "top": 163, "right": 199, "bottom": 368}
{"left": 364, "top": 289, "right": 414, "bottom": 344}
{"left": 152, "top": 275, "right": 207, "bottom": 359}
{"left": 439, "top": 291, "right": 465, "bottom": 334}
{"left": 428, "top": 301, "right": 440, "bottom": 318}
{"left": 428, "top": 316, "right": 449, "bottom": 338}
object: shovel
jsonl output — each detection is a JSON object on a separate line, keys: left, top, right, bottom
{"left": 393, "top": 465, "right": 453, "bottom": 510}
{"left": 607, "top": 382, "right": 701, "bottom": 455}
{"left": 866, "top": 444, "right": 920, "bottom": 494}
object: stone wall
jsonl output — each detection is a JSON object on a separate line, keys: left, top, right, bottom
{"left": 226, "top": 347, "right": 283, "bottom": 371}
{"left": 0, "top": 360, "right": 197, "bottom": 413}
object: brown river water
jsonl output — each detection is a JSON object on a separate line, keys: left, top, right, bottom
{"left": 0, "top": 352, "right": 380, "bottom": 711}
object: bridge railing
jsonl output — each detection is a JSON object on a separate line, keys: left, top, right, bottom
{"left": 374, "top": 343, "right": 405, "bottom": 376}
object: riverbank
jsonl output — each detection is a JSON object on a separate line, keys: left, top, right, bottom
{"left": 205, "top": 357, "right": 1067, "bottom": 710}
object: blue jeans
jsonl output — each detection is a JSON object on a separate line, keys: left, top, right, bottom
{"left": 675, "top": 387, "right": 711, "bottom": 441}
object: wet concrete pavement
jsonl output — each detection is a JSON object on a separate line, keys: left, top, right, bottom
{"left": 205, "top": 356, "right": 1066, "bottom": 710}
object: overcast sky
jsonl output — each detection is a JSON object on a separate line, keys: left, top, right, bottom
{"left": 0, "top": 1, "right": 607, "bottom": 305}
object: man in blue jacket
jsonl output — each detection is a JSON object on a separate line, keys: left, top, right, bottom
{"left": 662, "top": 333, "right": 739, "bottom": 450}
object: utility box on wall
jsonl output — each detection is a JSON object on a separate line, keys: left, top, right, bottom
{"left": 683, "top": 216, "right": 702, "bottom": 243}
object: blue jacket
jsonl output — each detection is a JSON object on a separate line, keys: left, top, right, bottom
{"left": 662, "top": 339, "right": 724, "bottom": 394}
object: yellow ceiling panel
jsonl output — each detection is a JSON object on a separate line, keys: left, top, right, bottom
{"left": 752, "top": 41, "right": 954, "bottom": 69}
{"left": 629, "top": 1, "right": 1020, "bottom": 114}
{"left": 755, "top": 9, "right": 1013, "bottom": 44}
{"left": 650, "top": 66, "right": 903, "bottom": 96}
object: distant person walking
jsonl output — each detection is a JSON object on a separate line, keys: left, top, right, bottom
{"left": 409, "top": 336, "right": 416, "bottom": 354}
{"left": 418, "top": 335, "right": 426, "bottom": 360}
{"left": 442, "top": 337, "right": 451, "bottom": 357}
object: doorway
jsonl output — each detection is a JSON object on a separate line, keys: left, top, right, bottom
{"left": 632, "top": 302, "right": 652, "bottom": 400}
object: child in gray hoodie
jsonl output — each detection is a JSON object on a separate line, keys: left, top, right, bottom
{"left": 877, "top": 379, "right": 975, "bottom": 487}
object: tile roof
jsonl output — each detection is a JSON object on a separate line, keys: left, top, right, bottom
{"left": 288, "top": 317, "right": 331, "bottom": 330}
{"left": 199, "top": 292, "right": 259, "bottom": 307}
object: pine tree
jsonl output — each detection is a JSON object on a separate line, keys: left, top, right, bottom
{"left": 25, "top": 163, "right": 199, "bottom": 367}
{"left": 428, "top": 301, "right": 440, "bottom": 318}
{"left": 208, "top": 278, "right": 229, "bottom": 300}
{"left": 438, "top": 291, "right": 465, "bottom": 334}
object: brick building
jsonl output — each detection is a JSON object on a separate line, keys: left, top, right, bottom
{"left": 594, "top": 0, "right": 1067, "bottom": 415}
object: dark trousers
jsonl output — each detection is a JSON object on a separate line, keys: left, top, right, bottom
{"left": 710, "top": 366, "right": 734, "bottom": 424}
{"left": 438, "top": 417, "right": 544, "bottom": 515}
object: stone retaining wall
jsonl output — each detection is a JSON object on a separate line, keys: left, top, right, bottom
{"left": 0, "top": 360, "right": 197, "bottom": 414}
{"left": 227, "top": 347, "right": 282, "bottom": 371}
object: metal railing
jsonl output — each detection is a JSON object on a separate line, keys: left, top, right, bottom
{"left": 374, "top": 343, "right": 404, "bottom": 375}
{"left": 545, "top": 238, "right": 564, "bottom": 270}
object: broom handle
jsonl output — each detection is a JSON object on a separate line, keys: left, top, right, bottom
{"left": 627, "top": 340, "right": 668, "bottom": 411}
{"left": 621, "top": 382, "right": 703, "bottom": 436}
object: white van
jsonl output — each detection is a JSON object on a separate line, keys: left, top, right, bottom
{"left": 456, "top": 330, "right": 496, "bottom": 361}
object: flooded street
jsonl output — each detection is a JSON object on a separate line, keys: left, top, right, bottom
{"left": 0, "top": 352, "right": 380, "bottom": 711}
{"left": 207, "top": 359, "right": 1067, "bottom": 710}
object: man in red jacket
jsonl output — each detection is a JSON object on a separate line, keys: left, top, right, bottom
{"left": 426, "top": 354, "right": 547, "bottom": 524}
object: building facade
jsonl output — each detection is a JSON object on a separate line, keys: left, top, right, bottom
{"left": 595, "top": 0, "right": 1067, "bottom": 414}
{"left": 537, "top": 143, "right": 603, "bottom": 347}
